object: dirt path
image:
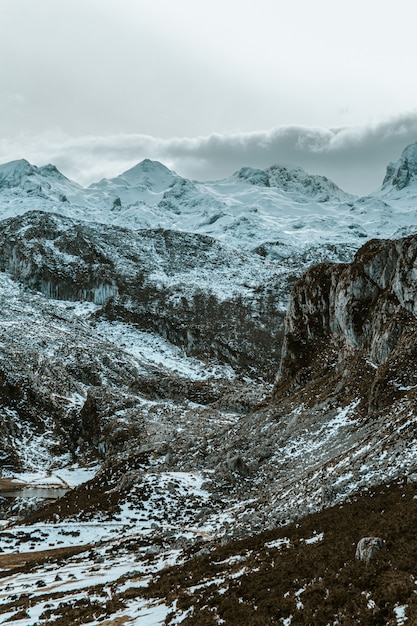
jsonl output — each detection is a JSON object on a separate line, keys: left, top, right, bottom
{"left": 0, "top": 478, "right": 26, "bottom": 491}
{"left": 0, "top": 545, "right": 91, "bottom": 572}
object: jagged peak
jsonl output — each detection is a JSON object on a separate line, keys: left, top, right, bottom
{"left": 230, "top": 164, "right": 352, "bottom": 200}
{"left": 38, "top": 163, "right": 70, "bottom": 181}
{"left": 382, "top": 141, "right": 417, "bottom": 190}
{"left": 0, "top": 159, "right": 72, "bottom": 191}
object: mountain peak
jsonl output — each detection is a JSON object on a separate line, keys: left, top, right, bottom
{"left": 382, "top": 141, "right": 417, "bottom": 190}
{"left": 38, "top": 163, "right": 69, "bottom": 180}
{"left": 0, "top": 159, "right": 36, "bottom": 188}
{"left": 121, "top": 159, "right": 174, "bottom": 181}
{"left": 91, "top": 159, "right": 180, "bottom": 193}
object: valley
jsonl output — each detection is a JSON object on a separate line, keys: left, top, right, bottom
{"left": 1, "top": 144, "right": 417, "bottom": 624}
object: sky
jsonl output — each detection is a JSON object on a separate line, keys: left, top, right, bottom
{"left": 1, "top": 0, "right": 417, "bottom": 194}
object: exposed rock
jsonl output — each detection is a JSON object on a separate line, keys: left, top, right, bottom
{"left": 235, "top": 167, "right": 270, "bottom": 187}
{"left": 80, "top": 388, "right": 145, "bottom": 458}
{"left": 355, "top": 537, "right": 384, "bottom": 563}
{"left": 382, "top": 142, "right": 417, "bottom": 190}
{"left": 226, "top": 454, "right": 250, "bottom": 477}
{"left": 275, "top": 234, "right": 417, "bottom": 413}
{"left": 267, "top": 164, "right": 354, "bottom": 202}
{"left": 110, "top": 470, "right": 142, "bottom": 493}
{"left": 321, "top": 484, "right": 337, "bottom": 506}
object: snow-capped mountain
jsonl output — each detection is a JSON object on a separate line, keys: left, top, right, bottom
{"left": 0, "top": 156, "right": 367, "bottom": 251}
{"left": 1, "top": 145, "right": 417, "bottom": 258}
{"left": 0, "top": 158, "right": 85, "bottom": 202}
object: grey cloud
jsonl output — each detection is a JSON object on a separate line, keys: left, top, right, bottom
{"left": 1, "top": 112, "right": 417, "bottom": 195}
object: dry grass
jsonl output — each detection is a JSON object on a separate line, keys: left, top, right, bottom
{"left": 139, "top": 480, "right": 417, "bottom": 625}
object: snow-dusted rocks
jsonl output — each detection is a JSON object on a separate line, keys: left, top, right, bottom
{"left": 0, "top": 275, "right": 159, "bottom": 474}
{"left": 267, "top": 164, "right": 353, "bottom": 202}
{"left": 234, "top": 166, "right": 271, "bottom": 187}
{"left": 382, "top": 142, "right": 417, "bottom": 191}
{"left": 2, "top": 144, "right": 417, "bottom": 623}
{"left": 0, "top": 210, "right": 290, "bottom": 378}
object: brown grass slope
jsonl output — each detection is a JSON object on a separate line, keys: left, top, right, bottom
{"left": 143, "top": 481, "right": 417, "bottom": 625}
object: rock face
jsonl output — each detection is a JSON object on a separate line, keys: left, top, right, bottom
{"left": 0, "top": 211, "right": 289, "bottom": 379}
{"left": 276, "top": 234, "right": 417, "bottom": 413}
{"left": 355, "top": 537, "right": 384, "bottom": 563}
{"left": 0, "top": 275, "right": 164, "bottom": 470}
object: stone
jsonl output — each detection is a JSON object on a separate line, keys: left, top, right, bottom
{"left": 226, "top": 454, "right": 250, "bottom": 477}
{"left": 355, "top": 537, "right": 384, "bottom": 563}
{"left": 321, "top": 484, "right": 337, "bottom": 506}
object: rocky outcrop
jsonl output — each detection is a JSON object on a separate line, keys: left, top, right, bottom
{"left": 0, "top": 281, "right": 157, "bottom": 470}
{"left": 0, "top": 270, "right": 244, "bottom": 471}
{"left": 382, "top": 142, "right": 417, "bottom": 191}
{"left": 275, "top": 234, "right": 417, "bottom": 412}
{"left": 355, "top": 537, "right": 384, "bottom": 563}
{"left": 267, "top": 164, "right": 354, "bottom": 202}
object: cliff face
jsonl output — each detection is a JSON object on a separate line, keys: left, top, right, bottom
{"left": 276, "top": 234, "right": 417, "bottom": 413}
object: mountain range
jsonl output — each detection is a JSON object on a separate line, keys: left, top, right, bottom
{"left": 2, "top": 144, "right": 417, "bottom": 254}
{"left": 0, "top": 143, "right": 417, "bottom": 624}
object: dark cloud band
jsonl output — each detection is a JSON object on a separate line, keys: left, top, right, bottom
{"left": 1, "top": 112, "right": 417, "bottom": 194}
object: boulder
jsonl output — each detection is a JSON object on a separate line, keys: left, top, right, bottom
{"left": 226, "top": 454, "right": 250, "bottom": 477}
{"left": 355, "top": 537, "right": 384, "bottom": 563}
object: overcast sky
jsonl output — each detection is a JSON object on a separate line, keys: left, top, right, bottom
{"left": 1, "top": 0, "right": 417, "bottom": 194}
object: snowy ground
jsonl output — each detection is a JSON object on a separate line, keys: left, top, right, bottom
{"left": 94, "top": 320, "right": 236, "bottom": 382}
